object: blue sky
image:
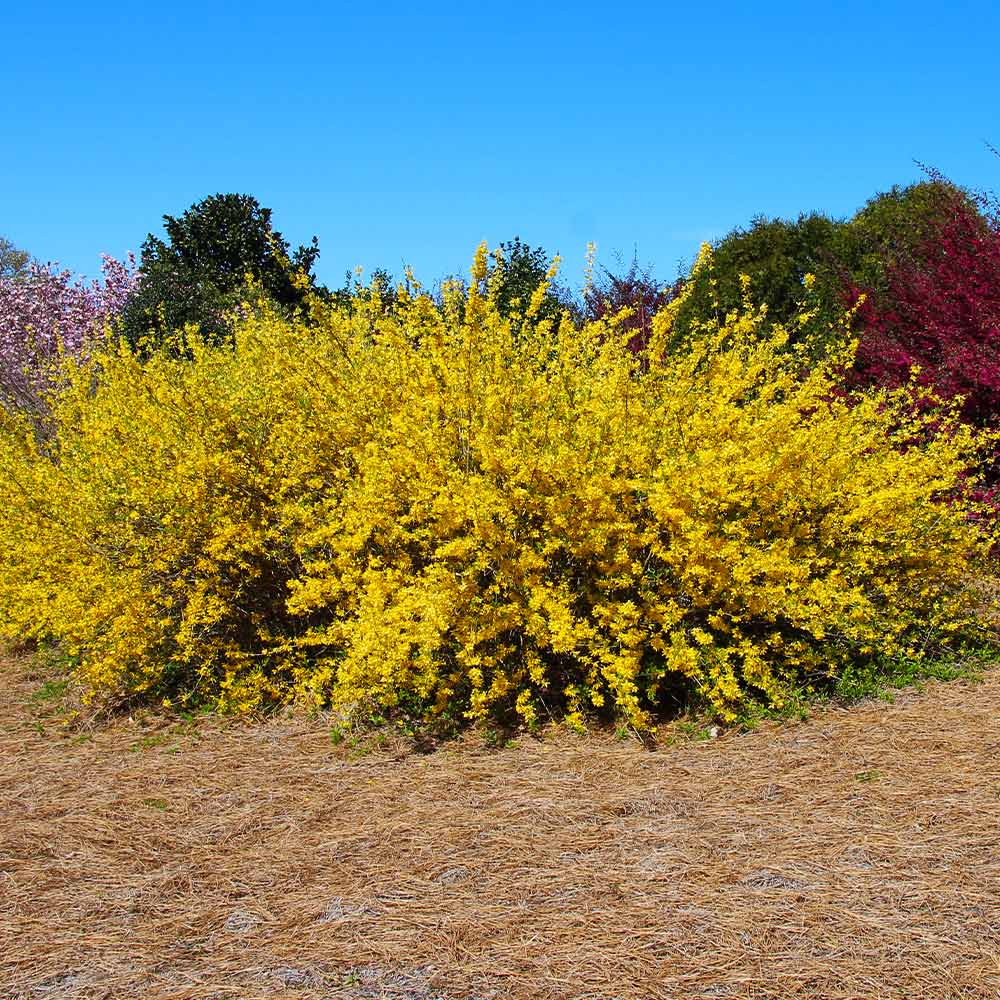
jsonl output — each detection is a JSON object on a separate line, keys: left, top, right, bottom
{"left": 1, "top": 1, "right": 998, "bottom": 291}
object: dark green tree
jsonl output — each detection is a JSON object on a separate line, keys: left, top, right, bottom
{"left": 672, "top": 179, "right": 971, "bottom": 357}
{"left": 489, "top": 237, "right": 575, "bottom": 325}
{"left": 673, "top": 212, "right": 849, "bottom": 356}
{"left": 0, "top": 236, "right": 31, "bottom": 281}
{"left": 120, "top": 193, "right": 322, "bottom": 348}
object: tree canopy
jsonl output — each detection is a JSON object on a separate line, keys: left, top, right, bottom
{"left": 120, "top": 193, "right": 322, "bottom": 347}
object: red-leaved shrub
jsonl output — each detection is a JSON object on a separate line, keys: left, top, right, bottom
{"left": 849, "top": 183, "right": 1000, "bottom": 425}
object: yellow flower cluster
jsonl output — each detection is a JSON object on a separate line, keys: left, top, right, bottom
{"left": 0, "top": 246, "right": 990, "bottom": 725}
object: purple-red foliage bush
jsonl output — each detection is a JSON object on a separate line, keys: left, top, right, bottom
{"left": 845, "top": 179, "right": 1000, "bottom": 532}
{"left": 0, "top": 254, "right": 139, "bottom": 413}
{"left": 584, "top": 257, "right": 678, "bottom": 354}
{"left": 848, "top": 185, "right": 1000, "bottom": 425}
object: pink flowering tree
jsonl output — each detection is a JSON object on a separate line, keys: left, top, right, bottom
{"left": 0, "top": 254, "right": 139, "bottom": 415}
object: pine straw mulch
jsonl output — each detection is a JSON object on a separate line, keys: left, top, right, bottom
{"left": 2, "top": 654, "right": 999, "bottom": 1000}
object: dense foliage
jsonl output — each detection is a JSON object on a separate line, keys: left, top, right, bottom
{"left": 487, "top": 237, "right": 574, "bottom": 325}
{"left": 119, "top": 193, "right": 321, "bottom": 348}
{"left": 848, "top": 184, "right": 1000, "bottom": 424}
{"left": 672, "top": 180, "right": 972, "bottom": 358}
{"left": 0, "top": 247, "right": 989, "bottom": 728}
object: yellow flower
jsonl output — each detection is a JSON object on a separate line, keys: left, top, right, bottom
{"left": 0, "top": 246, "right": 989, "bottom": 727}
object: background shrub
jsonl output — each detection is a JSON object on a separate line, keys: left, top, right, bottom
{"left": 119, "top": 193, "right": 322, "bottom": 350}
{"left": 485, "top": 237, "right": 577, "bottom": 326}
{"left": 671, "top": 179, "right": 972, "bottom": 360}
{"left": 847, "top": 181, "right": 1000, "bottom": 425}
{"left": 583, "top": 252, "right": 677, "bottom": 354}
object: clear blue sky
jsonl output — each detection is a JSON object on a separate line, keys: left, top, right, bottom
{"left": 2, "top": 1, "right": 998, "bottom": 291}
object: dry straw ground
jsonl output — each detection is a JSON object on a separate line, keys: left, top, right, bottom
{"left": 2, "top": 650, "right": 999, "bottom": 1000}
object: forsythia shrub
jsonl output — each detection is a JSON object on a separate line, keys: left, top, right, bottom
{"left": 0, "top": 246, "right": 990, "bottom": 726}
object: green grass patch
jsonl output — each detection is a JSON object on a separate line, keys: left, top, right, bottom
{"left": 129, "top": 732, "right": 173, "bottom": 753}
{"left": 855, "top": 769, "right": 883, "bottom": 783}
{"left": 832, "top": 649, "right": 987, "bottom": 703}
{"left": 724, "top": 644, "right": 994, "bottom": 734}
{"left": 29, "top": 677, "right": 71, "bottom": 704}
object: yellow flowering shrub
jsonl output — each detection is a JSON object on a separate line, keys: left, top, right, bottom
{"left": 0, "top": 246, "right": 990, "bottom": 726}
